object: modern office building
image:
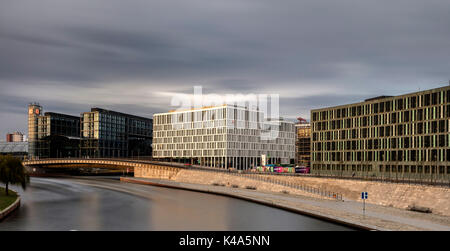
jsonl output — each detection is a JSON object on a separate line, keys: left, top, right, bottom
{"left": 80, "top": 108, "right": 153, "bottom": 158}
{"left": 28, "top": 103, "right": 81, "bottom": 158}
{"left": 311, "top": 86, "right": 450, "bottom": 182}
{"left": 6, "top": 132, "right": 24, "bottom": 142}
{"left": 28, "top": 104, "right": 153, "bottom": 159}
{"left": 152, "top": 104, "right": 296, "bottom": 169}
{"left": 295, "top": 118, "right": 311, "bottom": 167}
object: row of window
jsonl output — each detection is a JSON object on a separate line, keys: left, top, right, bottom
{"left": 312, "top": 164, "right": 450, "bottom": 175}
{"left": 313, "top": 149, "right": 450, "bottom": 162}
{"left": 154, "top": 142, "right": 295, "bottom": 151}
{"left": 153, "top": 149, "right": 294, "bottom": 158}
{"left": 153, "top": 134, "right": 294, "bottom": 144}
{"left": 314, "top": 105, "right": 450, "bottom": 131}
{"left": 312, "top": 88, "right": 450, "bottom": 121}
{"left": 154, "top": 108, "right": 265, "bottom": 125}
{"left": 154, "top": 128, "right": 294, "bottom": 139}
{"left": 314, "top": 135, "right": 450, "bottom": 151}
{"left": 313, "top": 120, "right": 450, "bottom": 141}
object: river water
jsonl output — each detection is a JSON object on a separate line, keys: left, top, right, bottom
{"left": 0, "top": 177, "right": 352, "bottom": 231}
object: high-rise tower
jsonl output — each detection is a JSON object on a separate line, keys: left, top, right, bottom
{"left": 28, "top": 103, "right": 42, "bottom": 158}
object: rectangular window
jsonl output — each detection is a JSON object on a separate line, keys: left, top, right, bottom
{"left": 424, "top": 94, "right": 431, "bottom": 106}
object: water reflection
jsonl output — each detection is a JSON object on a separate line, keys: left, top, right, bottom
{"left": 0, "top": 177, "right": 352, "bottom": 231}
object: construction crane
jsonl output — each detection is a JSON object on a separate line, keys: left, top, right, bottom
{"left": 296, "top": 117, "right": 307, "bottom": 124}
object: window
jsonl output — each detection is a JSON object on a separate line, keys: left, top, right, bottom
{"left": 391, "top": 113, "right": 397, "bottom": 123}
{"left": 418, "top": 109, "right": 423, "bottom": 120}
{"left": 386, "top": 101, "right": 391, "bottom": 112}
{"left": 424, "top": 94, "right": 431, "bottom": 106}
{"left": 404, "top": 111, "right": 410, "bottom": 122}
{"left": 397, "top": 99, "right": 403, "bottom": 110}
{"left": 432, "top": 92, "right": 438, "bottom": 105}
{"left": 439, "top": 120, "right": 446, "bottom": 133}
{"left": 411, "top": 96, "right": 417, "bottom": 108}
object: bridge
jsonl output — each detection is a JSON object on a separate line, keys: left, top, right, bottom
{"left": 22, "top": 158, "right": 349, "bottom": 201}
{"left": 23, "top": 158, "right": 188, "bottom": 178}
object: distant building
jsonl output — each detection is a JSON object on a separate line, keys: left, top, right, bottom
{"left": 311, "top": 85, "right": 450, "bottom": 183}
{"left": 6, "top": 132, "right": 24, "bottom": 142}
{"left": 0, "top": 142, "right": 28, "bottom": 159}
{"left": 295, "top": 118, "right": 311, "bottom": 168}
{"left": 80, "top": 108, "right": 153, "bottom": 158}
{"left": 152, "top": 105, "right": 295, "bottom": 169}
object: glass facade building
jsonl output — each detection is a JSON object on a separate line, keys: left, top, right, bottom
{"left": 80, "top": 108, "right": 153, "bottom": 158}
{"left": 28, "top": 105, "right": 153, "bottom": 159}
{"left": 28, "top": 103, "right": 81, "bottom": 159}
{"left": 311, "top": 86, "right": 450, "bottom": 182}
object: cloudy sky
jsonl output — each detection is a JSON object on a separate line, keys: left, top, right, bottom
{"left": 1, "top": 0, "right": 449, "bottom": 138}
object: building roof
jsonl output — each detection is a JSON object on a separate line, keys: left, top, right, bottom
{"left": 88, "top": 108, "right": 153, "bottom": 121}
{"left": 311, "top": 85, "right": 450, "bottom": 112}
{"left": 364, "top": 95, "right": 394, "bottom": 102}
{"left": 0, "top": 142, "right": 28, "bottom": 153}
{"left": 157, "top": 104, "right": 259, "bottom": 116}
{"left": 44, "top": 112, "right": 80, "bottom": 120}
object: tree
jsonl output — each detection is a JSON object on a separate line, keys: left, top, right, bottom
{"left": 0, "top": 155, "right": 29, "bottom": 196}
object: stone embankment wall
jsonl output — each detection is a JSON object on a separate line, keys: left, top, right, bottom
{"left": 255, "top": 174, "right": 450, "bottom": 216}
{"left": 0, "top": 195, "right": 20, "bottom": 221}
{"left": 134, "top": 166, "right": 450, "bottom": 216}
{"left": 173, "top": 169, "right": 332, "bottom": 200}
{"left": 134, "top": 164, "right": 180, "bottom": 180}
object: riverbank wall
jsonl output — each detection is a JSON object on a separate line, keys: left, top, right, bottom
{"left": 0, "top": 192, "right": 20, "bottom": 221}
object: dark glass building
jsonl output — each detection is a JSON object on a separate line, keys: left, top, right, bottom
{"left": 80, "top": 108, "right": 153, "bottom": 158}
{"left": 28, "top": 104, "right": 153, "bottom": 159}
{"left": 28, "top": 103, "right": 81, "bottom": 159}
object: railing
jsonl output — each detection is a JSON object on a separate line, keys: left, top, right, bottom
{"left": 234, "top": 172, "right": 343, "bottom": 201}
{"left": 301, "top": 171, "right": 450, "bottom": 187}
{"left": 184, "top": 164, "right": 343, "bottom": 201}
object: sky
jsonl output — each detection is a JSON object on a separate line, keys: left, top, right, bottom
{"left": 1, "top": 0, "right": 450, "bottom": 139}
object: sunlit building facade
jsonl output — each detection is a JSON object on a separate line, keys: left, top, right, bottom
{"left": 311, "top": 86, "right": 450, "bottom": 182}
{"left": 6, "top": 132, "right": 24, "bottom": 142}
{"left": 153, "top": 105, "right": 295, "bottom": 169}
{"left": 295, "top": 122, "right": 311, "bottom": 167}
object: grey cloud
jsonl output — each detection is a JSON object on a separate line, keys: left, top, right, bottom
{"left": 1, "top": 0, "right": 450, "bottom": 137}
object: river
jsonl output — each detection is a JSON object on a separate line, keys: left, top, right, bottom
{"left": 0, "top": 177, "right": 352, "bottom": 231}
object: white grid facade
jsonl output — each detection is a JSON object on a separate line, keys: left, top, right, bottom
{"left": 153, "top": 105, "right": 295, "bottom": 169}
